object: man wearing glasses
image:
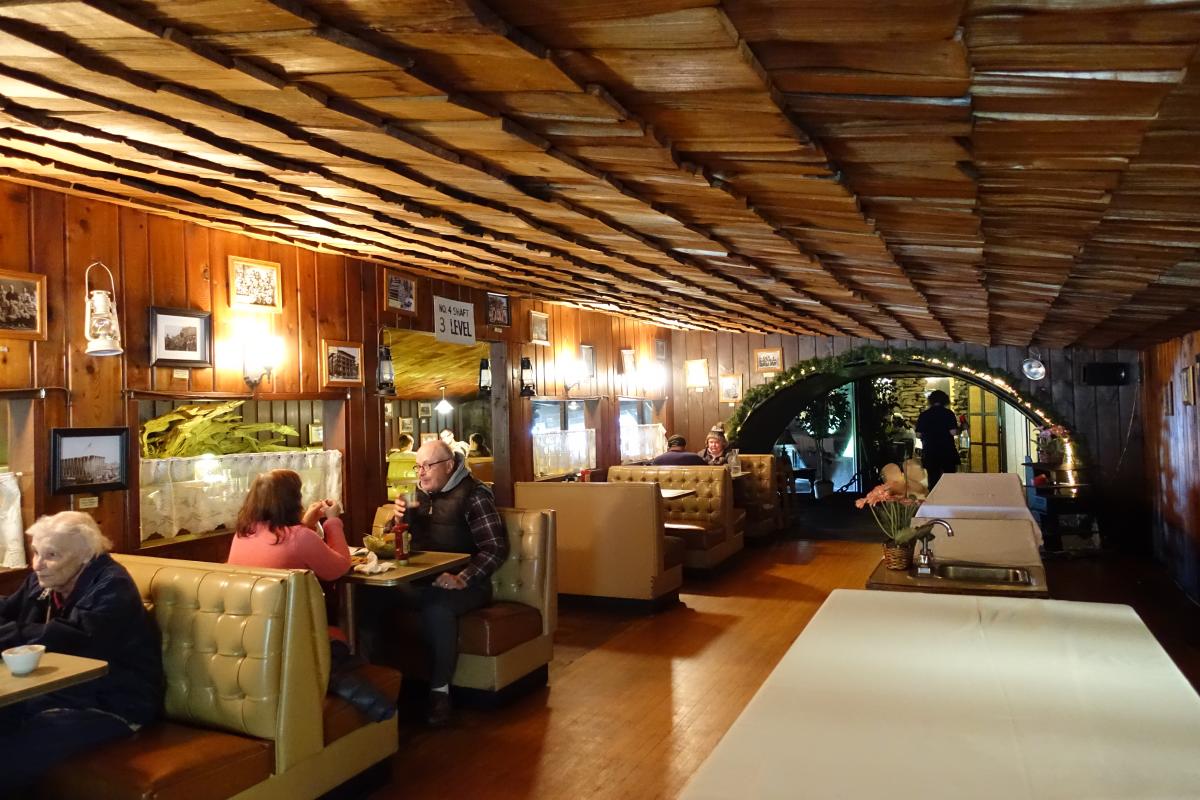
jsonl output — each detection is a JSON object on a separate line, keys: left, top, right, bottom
{"left": 390, "top": 440, "right": 507, "bottom": 725}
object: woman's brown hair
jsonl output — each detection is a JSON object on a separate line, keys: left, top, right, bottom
{"left": 235, "top": 469, "right": 303, "bottom": 541}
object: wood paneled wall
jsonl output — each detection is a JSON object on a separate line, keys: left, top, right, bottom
{"left": 1143, "top": 331, "right": 1200, "bottom": 601}
{"left": 670, "top": 330, "right": 1148, "bottom": 545}
{"left": 0, "top": 179, "right": 670, "bottom": 554}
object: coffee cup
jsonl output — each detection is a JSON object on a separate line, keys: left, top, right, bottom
{"left": 3, "top": 644, "right": 46, "bottom": 675}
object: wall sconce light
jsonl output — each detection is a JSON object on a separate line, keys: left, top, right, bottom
{"left": 478, "top": 358, "right": 492, "bottom": 398}
{"left": 84, "top": 261, "right": 123, "bottom": 357}
{"left": 638, "top": 359, "right": 666, "bottom": 393}
{"left": 435, "top": 386, "right": 454, "bottom": 415}
{"left": 377, "top": 346, "right": 395, "bottom": 395}
{"left": 519, "top": 357, "right": 536, "bottom": 397}
{"left": 243, "top": 334, "right": 283, "bottom": 390}
{"left": 563, "top": 357, "right": 584, "bottom": 396}
{"left": 1021, "top": 348, "right": 1046, "bottom": 381}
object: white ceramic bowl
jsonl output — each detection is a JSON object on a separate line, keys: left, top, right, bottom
{"left": 2, "top": 644, "right": 46, "bottom": 675}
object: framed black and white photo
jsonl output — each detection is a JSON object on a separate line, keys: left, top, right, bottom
{"left": 227, "top": 256, "right": 282, "bottom": 313}
{"left": 307, "top": 422, "right": 323, "bottom": 444}
{"left": 321, "top": 339, "right": 364, "bottom": 388}
{"left": 581, "top": 344, "right": 596, "bottom": 378}
{"left": 620, "top": 348, "right": 636, "bottom": 375}
{"left": 384, "top": 271, "right": 417, "bottom": 316}
{"left": 150, "top": 307, "right": 212, "bottom": 368}
{"left": 400, "top": 416, "right": 414, "bottom": 433}
{"left": 418, "top": 402, "right": 433, "bottom": 418}
{"left": 51, "top": 427, "right": 129, "bottom": 495}
{"left": 0, "top": 268, "right": 47, "bottom": 341}
{"left": 754, "top": 348, "right": 783, "bottom": 373}
{"left": 655, "top": 339, "right": 667, "bottom": 362}
{"left": 486, "top": 292, "right": 511, "bottom": 326}
{"left": 530, "top": 310, "right": 549, "bottom": 346}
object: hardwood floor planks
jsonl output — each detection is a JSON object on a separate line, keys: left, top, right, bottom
{"left": 372, "top": 539, "right": 879, "bottom": 800}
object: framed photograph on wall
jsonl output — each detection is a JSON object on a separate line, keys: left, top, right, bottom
{"left": 384, "top": 271, "right": 417, "bottom": 315}
{"left": 1182, "top": 367, "right": 1195, "bottom": 406}
{"left": 581, "top": 344, "right": 596, "bottom": 378}
{"left": 227, "top": 256, "right": 283, "bottom": 313}
{"left": 418, "top": 402, "right": 433, "bottom": 418}
{"left": 529, "top": 310, "right": 549, "bottom": 346}
{"left": 0, "top": 268, "right": 47, "bottom": 340}
{"left": 400, "top": 416, "right": 414, "bottom": 433}
{"left": 719, "top": 373, "right": 742, "bottom": 403}
{"left": 685, "top": 358, "right": 709, "bottom": 389}
{"left": 50, "top": 427, "right": 129, "bottom": 495}
{"left": 486, "top": 292, "right": 511, "bottom": 326}
{"left": 320, "top": 339, "right": 364, "bottom": 388}
{"left": 149, "top": 307, "right": 212, "bottom": 368}
{"left": 754, "top": 348, "right": 783, "bottom": 372}
{"left": 620, "top": 348, "right": 636, "bottom": 375}
{"left": 655, "top": 339, "right": 667, "bottom": 362}
{"left": 307, "top": 422, "right": 323, "bottom": 444}
{"left": 420, "top": 432, "right": 438, "bottom": 445}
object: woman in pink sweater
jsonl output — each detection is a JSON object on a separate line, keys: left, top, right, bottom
{"left": 227, "top": 469, "right": 394, "bottom": 721}
{"left": 227, "top": 468, "right": 349, "bottom": 580}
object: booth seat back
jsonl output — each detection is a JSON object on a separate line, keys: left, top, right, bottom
{"left": 607, "top": 465, "right": 733, "bottom": 529}
{"left": 114, "top": 554, "right": 329, "bottom": 775}
{"left": 737, "top": 454, "right": 782, "bottom": 535}
{"left": 514, "top": 482, "right": 681, "bottom": 601}
{"left": 468, "top": 456, "right": 495, "bottom": 483}
{"left": 452, "top": 507, "right": 557, "bottom": 692}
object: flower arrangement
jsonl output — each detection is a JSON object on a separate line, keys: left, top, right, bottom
{"left": 1036, "top": 424, "right": 1069, "bottom": 464}
{"left": 855, "top": 464, "right": 933, "bottom": 546}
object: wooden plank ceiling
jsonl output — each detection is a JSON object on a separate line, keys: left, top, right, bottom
{"left": 0, "top": 0, "right": 1197, "bottom": 348}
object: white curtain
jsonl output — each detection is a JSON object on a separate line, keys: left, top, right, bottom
{"left": 140, "top": 450, "right": 343, "bottom": 542}
{"left": 0, "top": 472, "right": 25, "bottom": 567}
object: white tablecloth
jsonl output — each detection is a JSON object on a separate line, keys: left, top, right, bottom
{"left": 911, "top": 517, "right": 1043, "bottom": 567}
{"left": 921, "top": 472, "right": 1043, "bottom": 544}
{"left": 682, "top": 590, "right": 1200, "bottom": 800}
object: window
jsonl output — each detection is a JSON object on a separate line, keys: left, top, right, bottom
{"left": 618, "top": 397, "right": 665, "bottom": 463}
{"left": 530, "top": 399, "right": 596, "bottom": 477}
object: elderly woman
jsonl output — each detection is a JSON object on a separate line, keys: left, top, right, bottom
{"left": 226, "top": 469, "right": 394, "bottom": 721}
{"left": 0, "top": 511, "right": 163, "bottom": 787}
{"left": 700, "top": 430, "right": 730, "bottom": 466}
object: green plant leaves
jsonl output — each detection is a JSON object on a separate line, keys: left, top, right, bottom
{"left": 140, "top": 401, "right": 302, "bottom": 458}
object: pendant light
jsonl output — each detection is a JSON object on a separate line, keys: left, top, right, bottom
{"left": 435, "top": 386, "right": 453, "bottom": 415}
{"left": 1021, "top": 348, "right": 1046, "bottom": 381}
{"left": 84, "top": 261, "right": 123, "bottom": 356}
{"left": 478, "top": 358, "right": 492, "bottom": 398}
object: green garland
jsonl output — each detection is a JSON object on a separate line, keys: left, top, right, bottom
{"left": 725, "top": 345, "right": 1081, "bottom": 463}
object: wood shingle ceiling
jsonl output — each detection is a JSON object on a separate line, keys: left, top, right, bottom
{"left": 1, "top": 0, "right": 1198, "bottom": 348}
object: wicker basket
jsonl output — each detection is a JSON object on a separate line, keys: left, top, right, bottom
{"left": 882, "top": 540, "right": 915, "bottom": 571}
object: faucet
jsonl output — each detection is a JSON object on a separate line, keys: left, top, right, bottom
{"left": 913, "top": 519, "right": 954, "bottom": 577}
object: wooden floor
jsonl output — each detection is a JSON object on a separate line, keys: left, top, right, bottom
{"left": 370, "top": 539, "right": 880, "bottom": 800}
{"left": 368, "top": 536, "right": 1200, "bottom": 800}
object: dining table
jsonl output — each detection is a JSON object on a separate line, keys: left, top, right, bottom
{"left": 659, "top": 487, "right": 696, "bottom": 501}
{"left": 338, "top": 550, "right": 471, "bottom": 652}
{"left": 0, "top": 652, "right": 108, "bottom": 708}
{"left": 919, "top": 472, "right": 1043, "bottom": 544}
{"left": 681, "top": 589, "right": 1200, "bottom": 799}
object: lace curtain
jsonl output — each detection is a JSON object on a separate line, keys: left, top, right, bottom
{"left": 0, "top": 472, "right": 25, "bottom": 567}
{"left": 532, "top": 429, "right": 596, "bottom": 479}
{"left": 140, "top": 450, "right": 343, "bottom": 542}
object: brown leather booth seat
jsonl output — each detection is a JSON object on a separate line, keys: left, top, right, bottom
{"left": 514, "top": 481, "right": 683, "bottom": 604}
{"left": 606, "top": 465, "right": 744, "bottom": 570}
{"left": 736, "top": 454, "right": 784, "bottom": 539}
{"left": 41, "top": 555, "right": 400, "bottom": 800}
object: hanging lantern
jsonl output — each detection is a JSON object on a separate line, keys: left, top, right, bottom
{"left": 478, "top": 358, "right": 492, "bottom": 398}
{"left": 84, "top": 262, "right": 123, "bottom": 357}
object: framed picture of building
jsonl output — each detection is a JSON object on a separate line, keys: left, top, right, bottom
{"left": 486, "top": 292, "right": 511, "bottom": 326}
{"left": 50, "top": 427, "right": 129, "bottom": 495}
{"left": 719, "top": 373, "right": 742, "bottom": 403}
{"left": 754, "top": 348, "right": 783, "bottom": 372}
{"left": 384, "top": 271, "right": 417, "bottom": 315}
{"left": 0, "top": 268, "right": 47, "bottom": 340}
{"left": 227, "top": 256, "right": 283, "bottom": 313}
{"left": 420, "top": 432, "right": 438, "bottom": 445}
{"left": 400, "top": 417, "right": 414, "bottom": 433}
{"left": 150, "top": 307, "right": 212, "bottom": 368}
{"left": 529, "top": 310, "right": 549, "bottom": 346}
{"left": 418, "top": 402, "right": 433, "bottom": 418}
{"left": 321, "top": 339, "right": 364, "bottom": 388}
{"left": 307, "top": 422, "right": 323, "bottom": 444}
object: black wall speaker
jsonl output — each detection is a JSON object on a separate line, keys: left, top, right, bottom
{"left": 1082, "top": 362, "right": 1132, "bottom": 386}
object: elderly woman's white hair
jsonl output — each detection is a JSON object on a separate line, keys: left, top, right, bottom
{"left": 27, "top": 511, "right": 112, "bottom": 558}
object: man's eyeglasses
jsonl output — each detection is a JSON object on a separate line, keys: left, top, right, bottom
{"left": 414, "top": 458, "right": 452, "bottom": 473}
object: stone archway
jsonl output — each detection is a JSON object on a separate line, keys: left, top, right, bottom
{"left": 727, "top": 346, "right": 1077, "bottom": 463}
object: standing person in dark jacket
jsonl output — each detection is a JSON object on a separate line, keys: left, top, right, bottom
{"left": 0, "top": 511, "right": 163, "bottom": 787}
{"left": 915, "top": 389, "right": 960, "bottom": 490}
{"left": 388, "top": 440, "right": 508, "bottom": 726}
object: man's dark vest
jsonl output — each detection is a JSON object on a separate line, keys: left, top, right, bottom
{"left": 411, "top": 474, "right": 485, "bottom": 554}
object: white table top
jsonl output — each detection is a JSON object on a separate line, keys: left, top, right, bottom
{"left": 912, "top": 517, "right": 1043, "bottom": 567}
{"left": 921, "top": 472, "right": 1043, "bottom": 544}
{"left": 682, "top": 589, "right": 1200, "bottom": 799}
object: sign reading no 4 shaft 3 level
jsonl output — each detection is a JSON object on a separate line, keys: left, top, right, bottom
{"left": 433, "top": 295, "right": 476, "bottom": 345}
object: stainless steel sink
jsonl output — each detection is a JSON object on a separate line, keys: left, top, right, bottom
{"left": 933, "top": 563, "right": 1032, "bottom": 585}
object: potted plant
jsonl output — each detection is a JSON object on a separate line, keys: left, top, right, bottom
{"left": 796, "top": 388, "right": 851, "bottom": 499}
{"left": 856, "top": 473, "right": 934, "bottom": 570}
{"left": 1036, "top": 424, "right": 1069, "bottom": 466}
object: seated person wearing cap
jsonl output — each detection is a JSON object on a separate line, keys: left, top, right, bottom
{"left": 0, "top": 511, "right": 163, "bottom": 788}
{"left": 652, "top": 435, "right": 706, "bottom": 466}
{"left": 700, "top": 430, "right": 731, "bottom": 465}
{"left": 387, "top": 440, "right": 508, "bottom": 725}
